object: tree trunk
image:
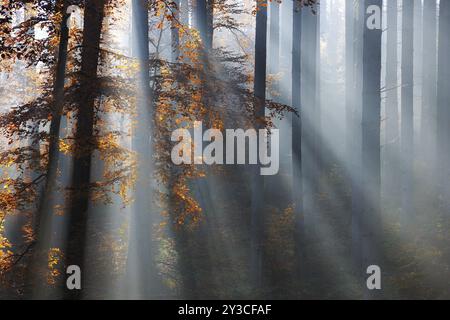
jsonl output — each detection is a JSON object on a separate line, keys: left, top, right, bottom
{"left": 250, "top": 0, "right": 267, "bottom": 295}
{"left": 264, "top": 0, "right": 281, "bottom": 210}
{"left": 206, "top": 0, "right": 214, "bottom": 49}
{"left": 384, "top": 0, "right": 399, "bottom": 206}
{"left": 172, "top": 0, "right": 180, "bottom": 61}
{"left": 29, "top": 0, "right": 71, "bottom": 298}
{"left": 359, "top": 0, "right": 383, "bottom": 299}
{"left": 125, "top": 0, "right": 160, "bottom": 299}
{"left": 269, "top": 0, "right": 280, "bottom": 79}
{"left": 292, "top": 0, "right": 303, "bottom": 284}
{"left": 345, "top": 0, "right": 354, "bottom": 181}
{"left": 421, "top": 0, "right": 437, "bottom": 175}
{"left": 350, "top": 0, "right": 364, "bottom": 282}
{"left": 436, "top": 0, "right": 450, "bottom": 207}
{"left": 64, "top": 0, "right": 106, "bottom": 299}
{"left": 301, "top": 2, "right": 319, "bottom": 253}
{"left": 400, "top": 0, "right": 415, "bottom": 226}
{"left": 196, "top": 0, "right": 211, "bottom": 49}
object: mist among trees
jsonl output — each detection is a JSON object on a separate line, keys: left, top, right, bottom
{"left": 0, "top": 0, "right": 450, "bottom": 300}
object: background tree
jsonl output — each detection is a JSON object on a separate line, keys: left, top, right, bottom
{"left": 437, "top": 0, "right": 450, "bottom": 207}
{"left": 400, "top": 0, "right": 414, "bottom": 227}
{"left": 250, "top": 0, "right": 268, "bottom": 295}
{"left": 421, "top": 0, "right": 437, "bottom": 181}
{"left": 357, "top": 0, "right": 383, "bottom": 298}
{"left": 384, "top": 0, "right": 399, "bottom": 208}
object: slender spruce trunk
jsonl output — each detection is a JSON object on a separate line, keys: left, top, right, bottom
{"left": 400, "top": 0, "right": 415, "bottom": 227}
{"left": 359, "top": 0, "right": 383, "bottom": 299}
{"left": 384, "top": 0, "right": 399, "bottom": 207}
{"left": 29, "top": 0, "right": 71, "bottom": 299}
{"left": 421, "top": 0, "right": 437, "bottom": 178}
{"left": 292, "top": 1, "right": 306, "bottom": 295}
{"left": 436, "top": 0, "right": 450, "bottom": 207}
{"left": 250, "top": 0, "right": 267, "bottom": 295}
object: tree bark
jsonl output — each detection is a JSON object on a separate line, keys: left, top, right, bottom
{"left": 384, "top": 0, "right": 399, "bottom": 204}
{"left": 125, "top": 0, "right": 161, "bottom": 299}
{"left": 171, "top": 0, "right": 180, "bottom": 61}
{"left": 292, "top": 0, "right": 303, "bottom": 284}
{"left": 64, "top": 0, "right": 107, "bottom": 300}
{"left": 421, "top": 0, "right": 437, "bottom": 174}
{"left": 436, "top": 0, "right": 450, "bottom": 207}
{"left": 359, "top": 0, "right": 383, "bottom": 299}
{"left": 400, "top": 0, "right": 415, "bottom": 226}
{"left": 196, "top": 0, "right": 211, "bottom": 49}
{"left": 29, "top": 0, "right": 71, "bottom": 298}
{"left": 301, "top": 3, "right": 319, "bottom": 250}
{"left": 250, "top": 0, "right": 267, "bottom": 295}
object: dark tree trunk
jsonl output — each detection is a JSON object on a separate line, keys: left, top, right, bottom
{"left": 359, "top": 0, "right": 383, "bottom": 299}
{"left": 345, "top": 0, "right": 354, "bottom": 180}
{"left": 196, "top": 0, "right": 211, "bottom": 49}
{"left": 28, "top": 0, "right": 71, "bottom": 298}
{"left": 269, "top": 0, "right": 280, "bottom": 79}
{"left": 35, "top": 0, "right": 70, "bottom": 245}
{"left": 250, "top": 0, "right": 267, "bottom": 295}
{"left": 301, "top": 3, "right": 319, "bottom": 251}
{"left": 172, "top": 0, "right": 180, "bottom": 61}
{"left": 351, "top": 0, "right": 364, "bottom": 282}
{"left": 292, "top": 0, "right": 303, "bottom": 283}
{"left": 206, "top": 0, "right": 214, "bottom": 49}
{"left": 64, "top": 0, "right": 106, "bottom": 300}
{"left": 264, "top": 0, "right": 280, "bottom": 209}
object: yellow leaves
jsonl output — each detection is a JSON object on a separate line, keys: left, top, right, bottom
{"left": 48, "top": 248, "right": 62, "bottom": 269}
{"left": 53, "top": 204, "right": 65, "bottom": 216}
{"left": 47, "top": 248, "right": 63, "bottom": 285}
{"left": 0, "top": 223, "right": 12, "bottom": 250}
{"left": 22, "top": 222, "right": 35, "bottom": 243}
{"left": 191, "top": 91, "right": 202, "bottom": 103}
{"left": 154, "top": 1, "right": 166, "bottom": 17}
{"left": 177, "top": 28, "right": 202, "bottom": 65}
{"left": 90, "top": 132, "right": 137, "bottom": 206}
{"left": 160, "top": 65, "right": 171, "bottom": 77}
{"left": 118, "top": 182, "right": 129, "bottom": 202}
{"left": 5, "top": 122, "right": 18, "bottom": 134}
{"left": 253, "top": 0, "right": 269, "bottom": 15}
{"left": 174, "top": 116, "right": 190, "bottom": 126}
{"left": 58, "top": 138, "right": 72, "bottom": 154}
{"left": 97, "top": 132, "right": 119, "bottom": 153}
{"left": 210, "top": 112, "right": 225, "bottom": 131}
{"left": 189, "top": 74, "right": 202, "bottom": 86}
{"left": 114, "top": 61, "right": 139, "bottom": 77}
{"left": 0, "top": 148, "right": 19, "bottom": 168}
{"left": 156, "top": 20, "right": 164, "bottom": 30}
{"left": 172, "top": 178, "right": 203, "bottom": 226}
{"left": 178, "top": 26, "right": 186, "bottom": 40}
{"left": 48, "top": 34, "right": 60, "bottom": 49}
{"left": 0, "top": 222, "right": 13, "bottom": 273}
